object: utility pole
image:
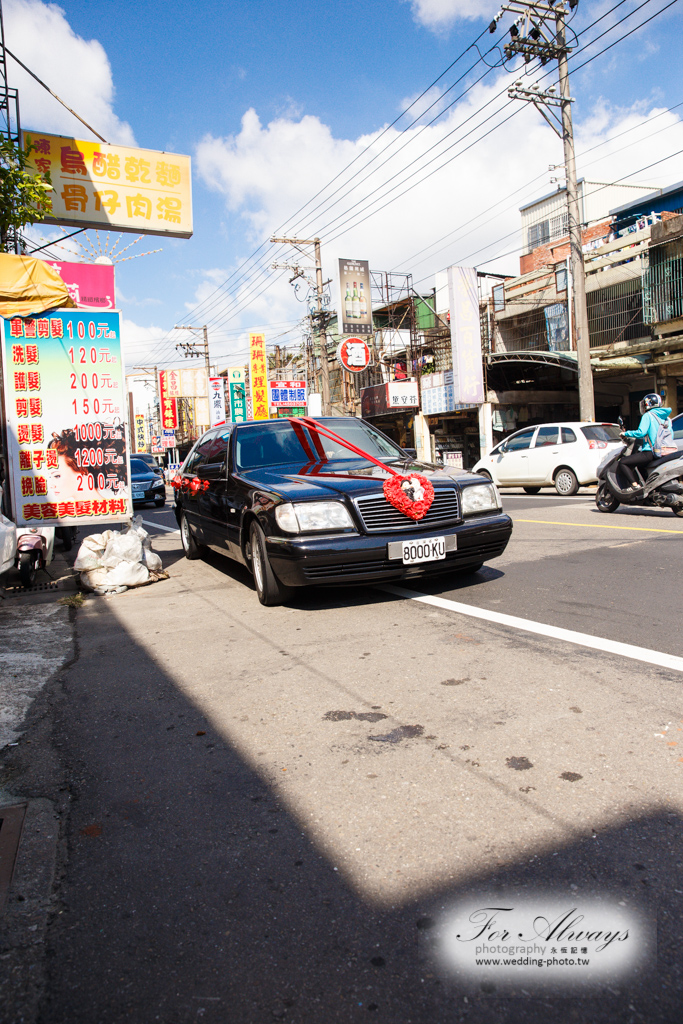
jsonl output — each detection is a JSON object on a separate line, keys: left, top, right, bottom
{"left": 175, "top": 324, "right": 211, "bottom": 379}
{"left": 496, "top": 0, "right": 594, "bottom": 421}
{"left": 271, "top": 235, "right": 331, "bottom": 415}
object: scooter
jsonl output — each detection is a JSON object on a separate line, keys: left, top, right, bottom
{"left": 595, "top": 421, "right": 683, "bottom": 517}
{"left": 15, "top": 526, "right": 55, "bottom": 587}
{"left": 55, "top": 525, "right": 78, "bottom": 551}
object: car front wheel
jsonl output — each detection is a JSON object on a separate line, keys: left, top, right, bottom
{"left": 554, "top": 467, "right": 579, "bottom": 496}
{"left": 249, "top": 521, "right": 293, "bottom": 607}
{"left": 180, "top": 513, "right": 205, "bottom": 560}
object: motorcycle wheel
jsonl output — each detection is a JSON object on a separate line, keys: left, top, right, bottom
{"left": 19, "top": 551, "right": 38, "bottom": 587}
{"left": 595, "top": 484, "right": 619, "bottom": 514}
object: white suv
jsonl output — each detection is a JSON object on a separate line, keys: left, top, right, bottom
{"left": 472, "top": 421, "right": 622, "bottom": 495}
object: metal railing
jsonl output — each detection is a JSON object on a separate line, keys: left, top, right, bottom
{"left": 643, "top": 240, "right": 683, "bottom": 324}
{"left": 587, "top": 275, "right": 648, "bottom": 348}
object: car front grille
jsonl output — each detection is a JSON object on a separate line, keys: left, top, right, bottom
{"left": 354, "top": 487, "right": 460, "bottom": 533}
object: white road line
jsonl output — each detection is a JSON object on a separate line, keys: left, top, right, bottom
{"left": 381, "top": 584, "right": 683, "bottom": 674}
{"left": 141, "top": 520, "right": 179, "bottom": 534}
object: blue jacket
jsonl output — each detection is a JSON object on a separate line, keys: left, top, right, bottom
{"left": 624, "top": 406, "right": 672, "bottom": 452}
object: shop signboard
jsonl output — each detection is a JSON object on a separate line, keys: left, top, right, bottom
{"left": 0, "top": 309, "right": 132, "bottom": 526}
{"left": 208, "top": 377, "right": 227, "bottom": 427}
{"left": 338, "top": 258, "right": 373, "bottom": 335}
{"left": 158, "top": 370, "right": 179, "bottom": 428}
{"left": 45, "top": 260, "right": 115, "bottom": 310}
{"left": 447, "top": 266, "right": 485, "bottom": 405}
{"left": 421, "top": 370, "right": 455, "bottom": 415}
{"left": 24, "top": 130, "right": 193, "bottom": 238}
{"left": 336, "top": 336, "right": 371, "bottom": 372}
{"left": 150, "top": 434, "right": 163, "bottom": 454}
{"left": 269, "top": 380, "right": 306, "bottom": 407}
{"left": 249, "top": 333, "right": 269, "bottom": 420}
{"left": 275, "top": 406, "right": 306, "bottom": 418}
{"left": 361, "top": 383, "right": 388, "bottom": 418}
{"left": 194, "top": 397, "right": 210, "bottom": 429}
{"left": 162, "top": 428, "right": 176, "bottom": 448}
{"left": 388, "top": 380, "right": 419, "bottom": 408}
{"left": 228, "top": 367, "right": 247, "bottom": 423}
{"left": 135, "top": 414, "right": 147, "bottom": 452}
{"left": 544, "top": 303, "right": 570, "bottom": 352}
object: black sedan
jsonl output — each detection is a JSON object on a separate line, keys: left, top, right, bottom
{"left": 130, "top": 457, "right": 166, "bottom": 508}
{"left": 173, "top": 417, "right": 512, "bottom": 606}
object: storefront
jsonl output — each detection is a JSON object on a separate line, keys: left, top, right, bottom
{"left": 360, "top": 380, "right": 419, "bottom": 449}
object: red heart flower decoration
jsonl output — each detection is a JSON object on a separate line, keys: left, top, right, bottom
{"left": 383, "top": 474, "right": 434, "bottom": 521}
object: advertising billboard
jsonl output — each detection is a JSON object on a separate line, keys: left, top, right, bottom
{"left": 24, "top": 130, "right": 193, "bottom": 238}
{"left": 158, "top": 370, "right": 178, "bottom": 429}
{"left": 360, "top": 380, "right": 419, "bottom": 417}
{"left": 208, "top": 377, "right": 227, "bottom": 427}
{"left": 249, "top": 333, "right": 269, "bottom": 420}
{"left": 447, "top": 266, "right": 484, "bottom": 405}
{"left": 135, "top": 414, "right": 147, "bottom": 453}
{"left": 45, "top": 261, "right": 115, "bottom": 310}
{"left": 269, "top": 380, "right": 306, "bottom": 408}
{"left": 336, "top": 336, "right": 371, "bottom": 372}
{"left": 338, "top": 259, "right": 372, "bottom": 335}
{"left": 228, "top": 367, "right": 247, "bottom": 423}
{"left": 1, "top": 309, "right": 132, "bottom": 526}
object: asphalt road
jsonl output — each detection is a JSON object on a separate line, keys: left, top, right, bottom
{"left": 2, "top": 490, "right": 683, "bottom": 1024}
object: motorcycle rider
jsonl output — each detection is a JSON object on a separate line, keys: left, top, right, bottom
{"left": 621, "top": 393, "right": 675, "bottom": 489}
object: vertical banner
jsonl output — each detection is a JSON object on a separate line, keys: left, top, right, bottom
{"left": 447, "top": 266, "right": 485, "bottom": 406}
{"left": 135, "top": 414, "right": 147, "bottom": 452}
{"left": 249, "top": 333, "right": 269, "bottom": 420}
{"left": 338, "top": 258, "right": 373, "bottom": 335}
{"left": 158, "top": 370, "right": 178, "bottom": 428}
{"left": 0, "top": 309, "right": 132, "bottom": 526}
{"left": 208, "top": 377, "right": 227, "bottom": 427}
{"left": 228, "top": 367, "right": 247, "bottom": 423}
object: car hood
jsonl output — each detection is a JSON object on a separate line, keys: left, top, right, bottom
{"left": 237, "top": 458, "right": 486, "bottom": 500}
{"left": 131, "top": 471, "right": 159, "bottom": 484}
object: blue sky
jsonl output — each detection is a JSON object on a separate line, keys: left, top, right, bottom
{"left": 6, "top": 0, "right": 683, "bottom": 372}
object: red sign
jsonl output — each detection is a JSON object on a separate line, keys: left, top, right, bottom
{"left": 158, "top": 370, "right": 178, "bottom": 429}
{"left": 44, "top": 260, "right": 115, "bottom": 310}
{"left": 336, "top": 337, "right": 371, "bottom": 373}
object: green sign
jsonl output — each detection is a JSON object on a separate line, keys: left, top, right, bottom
{"left": 229, "top": 381, "right": 247, "bottom": 423}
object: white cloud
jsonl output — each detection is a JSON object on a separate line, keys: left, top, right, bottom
{"left": 405, "top": 0, "right": 498, "bottom": 31}
{"left": 195, "top": 72, "right": 683, "bottom": 313}
{"left": 4, "top": 0, "right": 134, "bottom": 145}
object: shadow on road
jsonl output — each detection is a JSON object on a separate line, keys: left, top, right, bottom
{"left": 3, "top": 595, "right": 677, "bottom": 1024}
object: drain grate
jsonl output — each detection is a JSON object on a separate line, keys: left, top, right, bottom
{"left": 1, "top": 580, "right": 62, "bottom": 596}
{"left": 0, "top": 803, "right": 27, "bottom": 915}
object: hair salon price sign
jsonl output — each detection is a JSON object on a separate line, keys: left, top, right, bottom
{"left": 1, "top": 309, "right": 132, "bottom": 527}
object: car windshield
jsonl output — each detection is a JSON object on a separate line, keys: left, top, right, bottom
{"left": 130, "top": 458, "right": 152, "bottom": 473}
{"left": 580, "top": 425, "right": 621, "bottom": 442}
{"left": 235, "top": 419, "right": 405, "bottom": 471}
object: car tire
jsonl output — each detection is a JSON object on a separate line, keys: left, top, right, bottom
{"left": 477, "top": 470, "right": 492, "bottom": 480}
{"left": 554, "top": 467, "right": 579, "bottom": 496}
{"left": 154, "top": 497, "right": 165, "bottom": 507}
{"left": 595, "top": 484, "right": 619, "bottom": 513}
{"left": 523, "top": 486, "right": 541, "bottom": 494}
{"left": 672, "top": 503, "right": 683, "bottom": 518}
{"left": 250, "top": 521, "right": 293, "bottom": 607}
{"left": 180, "top": 513, "right": 205, "bottom": 560}
{"left": 19, "top": 551, "right": 38, "bottom": 587}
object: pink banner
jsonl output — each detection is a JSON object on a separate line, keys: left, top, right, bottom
{"left": 44, "top": 261, "right": 115, "bottom": 310}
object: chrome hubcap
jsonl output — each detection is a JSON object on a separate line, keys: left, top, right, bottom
{"left": 557, "top": 472, "right": 572, "bottom": 493}
{"left": 253, "top": 541, "right": 264, "bottom": 593}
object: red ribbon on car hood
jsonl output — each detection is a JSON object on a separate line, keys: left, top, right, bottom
{"left": 288, "top": 416, "right": 434, "bottom": 522}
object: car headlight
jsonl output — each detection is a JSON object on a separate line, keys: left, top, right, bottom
{"left": 461, "top": 483, "right": 500, "bottom": 515}
{"left": 275, "top": 501, "right": 355, "bottom": 533}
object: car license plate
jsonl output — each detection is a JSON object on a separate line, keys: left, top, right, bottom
{"left": 401, "top": 536, "right": 447, "bottom": 565}
{"left": 132, "top": 490, "right": 144, "bottom": 500}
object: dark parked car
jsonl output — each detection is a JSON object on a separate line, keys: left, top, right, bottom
{"left": 135, "top": 453, "right": 163, "bottom": 476}
{"left": 131, "top": 457, "right": 166, "bottom": 507}
{"left": 173, "top": 418, "right": 512, "bottom": 605}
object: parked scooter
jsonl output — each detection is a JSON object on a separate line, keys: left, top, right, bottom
{"left": 595, "top": 419, "right": 683, "bottom": 516}
{"left": 15, "top": 526, "right": 54, "bottom": 587}
{"left": 55, "top": 525, "right": 78, "bottom": 551}
{"left": 0, "top": 485, "right": 17, "bottom": 579}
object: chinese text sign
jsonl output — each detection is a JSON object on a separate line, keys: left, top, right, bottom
{"left": 209, "top": 377, "right": 227, "bottom": 427}
{"left": 24, "top": 130, "right": 192, "bottom": 238}
{"left": 1, "top": 310, "right": 132, "bottom": 526}
{"left": 448, "top": 266, "right": 484, "bottom": 406}
{"left": 249, "top": 334, "right": 269, "bottom": 421}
